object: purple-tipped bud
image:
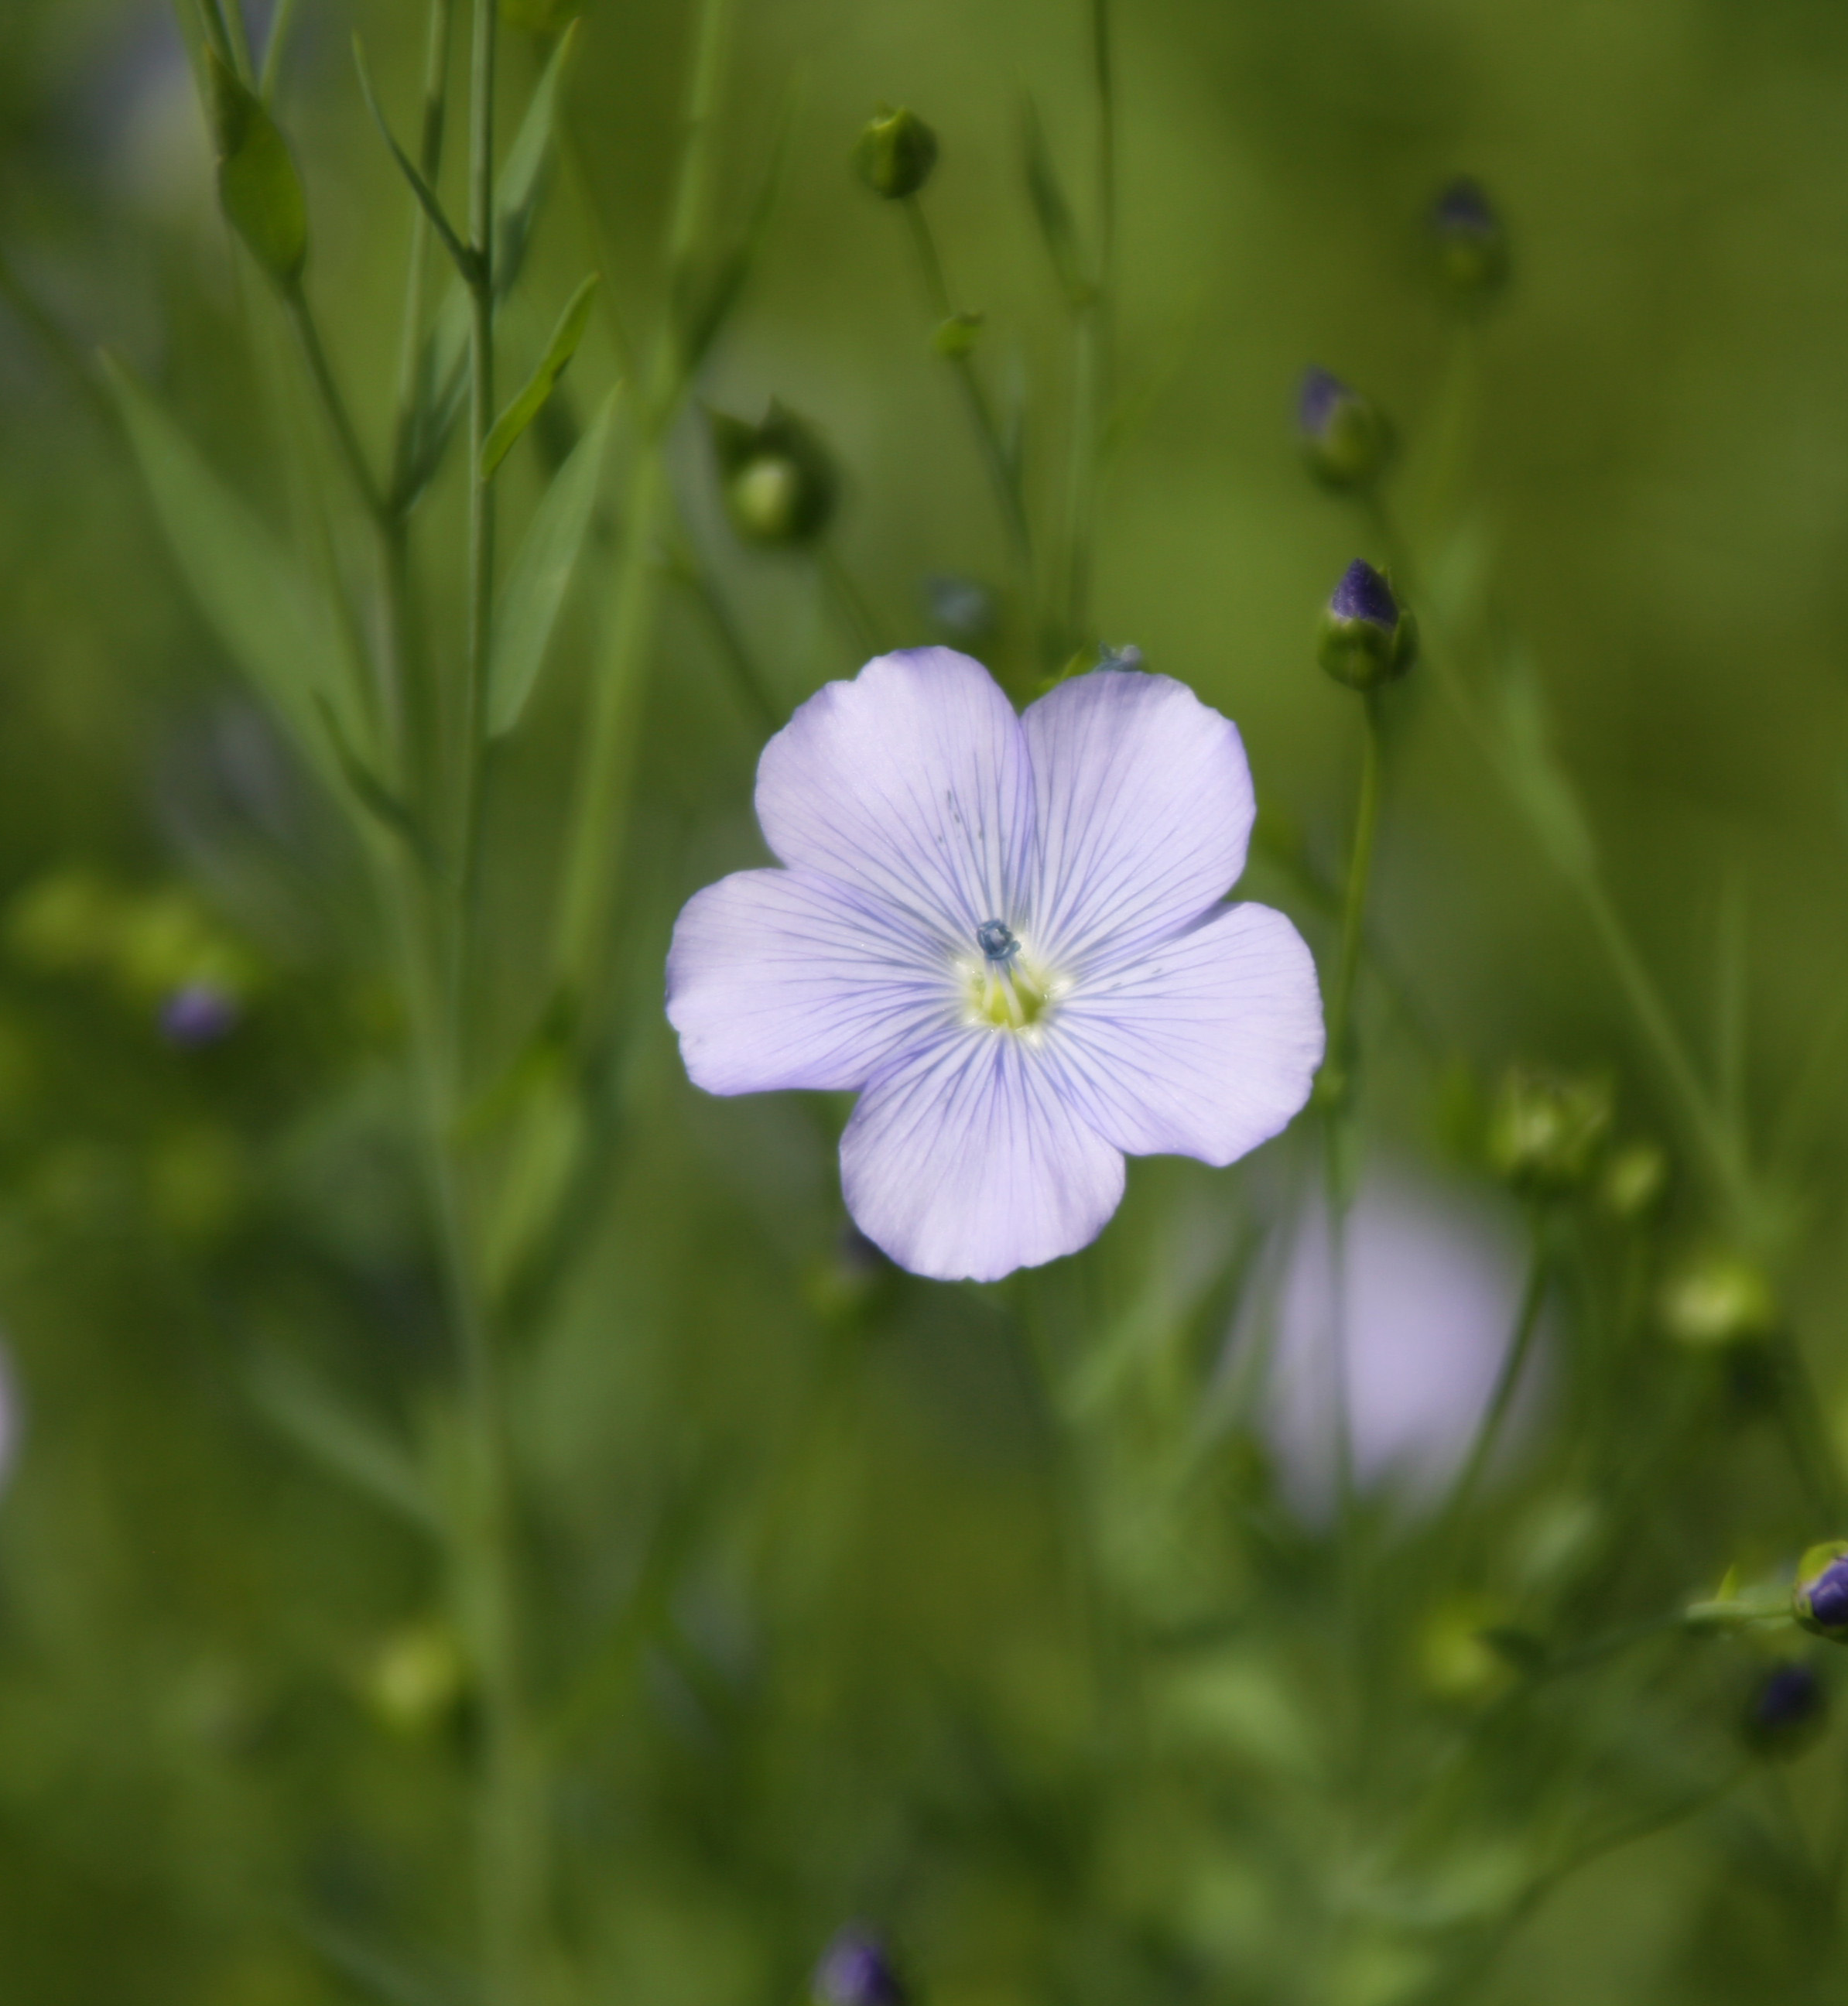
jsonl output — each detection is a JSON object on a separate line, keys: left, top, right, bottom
{"left": 1798, "top": 1553, "right": 1848, "bottom": 1638}
{"left": 813, "top": 1929, "right": 907, "bottom": 2006}
{"left": 1429, "top": 176, "right": 1508, "bottom": 302}
{"left": 160, "top": 980, "right": 241, "bottom": 1049}
{"left": 1298, "top": 368, "right": 1391, "bottom": 489}
{"left": 1318, "top": 560, "right": 1417, "bottom": 690}
{"left": 1743, "top": 1661, "right": 1827, "bottom": 1756}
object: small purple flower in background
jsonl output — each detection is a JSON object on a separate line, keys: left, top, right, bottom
{"left": 159, "top": 979, "right": 240, "bottom": 1048}
{"left": 667, "top": 649, "right": 1323, "bottom": 1282}
{"left": 813, "top": 1926, "right": 907, "bottom": 2006}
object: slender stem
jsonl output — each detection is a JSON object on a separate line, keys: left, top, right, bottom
{"left": 816, "top": 540, "right": 884, "bottom": 659}
{"left": 551, "top": 0, "right": 731, "bottom": 1016}
{"left": 1441, "top": 1224, "right": 1549, "bottom": 1542}
{"left": 281, "top": 287, "right": 388, "bottom": 525}
{"left": 389, "top": 0, "right": 458, "bottom": 501}
{"left": 220, "top": 0, "right": 255, "bottom": 80}
{"left": 665, "top": 546, "right": 782, "bottom": 731}
{"left": 258, "top": 0, "right": 300, "bottom": 98}
{"left": 1319, "top": 689, "right": 1385, "bottom": 1099}
{"left": 899, "top": 198, "right": 1037, "bottom": 584}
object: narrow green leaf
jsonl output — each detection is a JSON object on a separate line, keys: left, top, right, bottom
{"left": 1496, "top": 650, "right": 1596, "bottom": 878}
{"left": 247, "top": 1349, "right": 440, "bottom": 1534}
{"left": 481, "top": 274, "right": 600, "bottom": 480}
{"left": 313, "top": 696, "right": 443, "bottom": 872}
{"left": 352, "top": 35, "right": 477, "bottom": 285}
{"left": 204, "top": 43, "right": 308, "bottom": 282}
{"left": 392, "top": 22, "right": 581, "bottom": 512}
{"left": 1021, "top": 91, "right": 1091, "bottom": 307}
{"left": 488, "top": 389, "right": 618, "bottom": 737}
{"left": 104, "top": 355, "right": 341, "bottom": 765}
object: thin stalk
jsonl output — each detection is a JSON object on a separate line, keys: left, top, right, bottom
{"left": 816, "top": 540, "right": 884, "bottom": 659}
{"left": 388, "top": 0, "right": 458, "bottom": 500}
{"left": 1320, "top": 688, "right": 1385, "bottom": 1099}
{"left": 281, "top": 286, "right": 388, "bottom": 525}
{"left": 900, "top": 198, "right": 1036, "bottom": 583}
{"left": 1441, "top": 1225, "right": 1549, "bottom": 1542}
{"left": 258, "top": 0, "right": 300, "bottom": 98}
{"left": 664, "top": 546, "right": 782, "bottom": 732}
{"left": 551, "top": 0, "right": 732, "bottom": 1015}
{"left": 220, "top": 0, "right": 255, "bottom": 80}
{"left": 459, "top": 0, "right": 497, "bottom": 964}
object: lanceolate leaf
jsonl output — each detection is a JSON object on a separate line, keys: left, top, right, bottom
{"left": 481, "top": 273, "right": 600, "bottom": 481}
{"left": 104, "top": 356, "right": 345, "bottom": 772}
{"left": 488, "top": 389, "right": 618, "bottom": 738}
{"left": 204, "top": 43, "right": 308, "bottom": 283}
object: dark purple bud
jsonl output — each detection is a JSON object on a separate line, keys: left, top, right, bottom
{"left": 1318, "top": 561, "right": 1417, "bottom": 690}
{"left": 1802, "top": 1556, "right": 1848, "bottom": 1633}
{"left": 1297, "top": 368, "right": 1391, "bottom": 490}
{"left": 1429, "top": 176, "right": 1509, "bottom": 301}
{"left": 814, "top": 1929, "right": 907, "bottom": 2006}
{"left": 160, "top": 981, "right": 241, "bottom": 1048}
{"left": 1743, "top": 1660, "right": 1827, "bottom": 1756}
{"left": 1330, "top": 559, "right": 1398, "bottom": 631}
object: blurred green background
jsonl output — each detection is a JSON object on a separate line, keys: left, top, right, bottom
{"left": 6, "top": 0, "right": 1848, "bottom": 1999}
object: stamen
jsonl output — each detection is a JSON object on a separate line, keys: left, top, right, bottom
{"left": 976, "top": 919, "right": 1019, "bottom": 963}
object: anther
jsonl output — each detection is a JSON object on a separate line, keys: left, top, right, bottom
{"left": 976, "top": 919, "right": 1019, "bottom": 962}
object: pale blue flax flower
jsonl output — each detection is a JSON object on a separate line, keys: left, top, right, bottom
{"left": 667, "top": 649, "right": 1323, "bottom": 1282}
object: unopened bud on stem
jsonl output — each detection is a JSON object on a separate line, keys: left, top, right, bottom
{"left": 1299, "top": 367, "right": 1391, "bottom": 490}
{"left": 1318, "top": 560, "right": 1417, "bottom": 690}
{"left": 710, "top": 401, "right": 839, "bottom": 548}
{"left": 855, "top": 107, "right": 939, "bottom": 200}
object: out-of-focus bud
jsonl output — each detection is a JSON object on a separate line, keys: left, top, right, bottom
{"left": 1795, "top": 1543, "right": 1848, "bottom": 1642}
{"left": 854, "top": 107, "right": 939, "bottom": 201}
{"left": 813, "top": 1928, "right": 907, "bottom": 2006}
{"left": 1298, "top": 366, "right": 1391, "bottom": 490}
{"left": 204, "top": 46, "right": 309, "bottom": 286}
{"left": 1417, "top": 1595, "right": 1523, "bottom": 1705}
{"left": 1429, "top": 176, "right": 1509, "bottom": 304}
{"left": 1318, "top": 560, "right": 1417, "bottom": 690}
{"left": 923, "top": 573, "right": 996, "bottom": 643}
{"left": 1600, "top": 1139, "right": 1668, "bottom": 1224}
{"left": 1741, "top": 1659, "right": 1828, "bottom": 1757}
{"left": 1486, "top": 1066, "right": 1612, "bottom": 1196}
{"left": 710, "top": 402, "right": 839, "bottom": 548}
{"left": 364, "top": 1619, "right": 467, "bottom": 1736}
{"left": 161, "top": 979, "right": 241, "bottom": 1048}
{"left": 1658, "top": 1250, "right": 1778, "bottom": 1351}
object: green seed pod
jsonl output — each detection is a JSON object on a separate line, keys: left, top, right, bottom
{"left": 1317, "top": 560, "right": 1418, "bottom": 690}
{"left": 1658, "top": 1250, "right": 1778, "bottom": 1351}
{"left": 1486, "top": 1066, "right": 1613, "bottom": 1196}
{"left": 1298, "top": 367, "right": 1391, "bottom": 491}
{"left": 854, "top": 106, "right": 939, "bottom": 201}
{"left": 710, "top": 401, "right": 839, "bottom": 547}
{"left": 204, "top": 46, "right": 308, "bottom": 285}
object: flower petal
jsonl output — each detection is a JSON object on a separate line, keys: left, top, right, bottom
{"left": 840, "top": 1029, "right": 1125, "bottom": 1282}
{"left": 1042, "top": 902, "right": 1323, "bottom": 1164}
{"left": 667, "top": 868, "right": 956, "bottom": 1094}
{"left": 755, "top": 649, "right": 1035, "bottom": 949}
{"left": 1022, "top": 669, "right": 1255, "bottom": 970}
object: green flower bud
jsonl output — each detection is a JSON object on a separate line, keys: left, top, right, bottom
{"left": 854, "top": 106, "right": 939, "bottom": 201}
{"left": 1795, "top": 1543, "right": 1848, "bottom": 1641}
{"left": 710, "top": 401, "right": 839, "bottom": 547}
{"left": 1599, "top": 1138, "right": 1668, "bottom": 1223}
{"left": 1429, "top": 177, "right": 1509, "bottom": 305}
{"left": 1658, "top": 1250, "right": 1778, "bottom": 1351}
{"left": 204, "top": 46, "right": 308, "bottom": 286}
{"left": 1486, "top": 1066, "right": 1613, "bottom": 1195}
{"left": 1298, "top": 367, "right": 1391, "bottom": 490}
{"left": 1318, "top": 560, "right": 1417, "bottom": 690}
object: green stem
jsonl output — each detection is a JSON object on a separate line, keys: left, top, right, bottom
{"left": 551, "top": 0, "right": 731, "bottom": 1017}
{"left": 258, "top": 0, "right": 300, "bottom": 98}
{"left": 1319, "top": 688, "right": 1385, "bottom": 1101}
{"left": 1441, "top": 1223, "right": 1549, "bottom": 1543}
{"left": 459, "top": 0, "right": 497, "bottom": 973}
{"left": 664, "top": 545, "right": 782, "bottom": 732}
{"left": 900, "top": 198, "right": 1037, "bottom": 587}
{"left": 816, "top": 539, "right": 884, "bottom": 659}
{"left": 281, "top": 286, "right": 388, "bottom": 526}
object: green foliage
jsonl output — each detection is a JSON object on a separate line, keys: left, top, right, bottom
{"left": 204, "top": 44, "right": 309, "bottom": 284}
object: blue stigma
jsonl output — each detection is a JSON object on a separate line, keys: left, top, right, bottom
{"left": 976, "top": 919, "right": 1019, "bottom": 963}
